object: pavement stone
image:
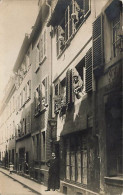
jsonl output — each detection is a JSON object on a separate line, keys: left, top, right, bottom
{"left": 0, "top": 167, "right": 64, "bottom": 195}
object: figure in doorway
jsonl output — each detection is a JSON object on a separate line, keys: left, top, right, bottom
{"left": 45, "top": 152, "right": 59, "bottom": 191}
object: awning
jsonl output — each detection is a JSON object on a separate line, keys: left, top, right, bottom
{"left": 47, "top": 0, "right": 71, "bottom": 27}
{"left": 105, "top": 0, "right": 121, "bottom": 20}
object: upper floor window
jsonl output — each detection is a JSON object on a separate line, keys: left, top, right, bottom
{"left": 39, "top": 29, "right": 47, "bottom": 63}
{"left": 34, "top": 77, "right": 48, "bottom": 116}
{"left": 27, "top": 80, "right": 31, "bottom": 100}
{"left": 35, "top": 29, "right": 47, "bottom": 72}
{"left": 56, "top": 0, "right": 90, "bottom": 56}
{"left": 112, "top": 14, "right": 121, "bottom": 57}
{"left": 42, "top": 77, "right": 48, "bottom": 107}
{"left": 35, "top": 85, "right": 41, "bottom": 115}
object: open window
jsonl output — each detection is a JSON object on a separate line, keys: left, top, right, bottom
{"left": 54, "top": 78, "right": 66, "bottom": 115}
{"left": 56, "top": 0, "right": 91, "bottom": 56}
{"left": 34, "top": 85, "right": 41, "bottom": 115}
{"left": 56, "top": 18, "right": 65, "bottom": 56}
{"left": 41, "top": 77, "right": 48, "bottom": 109}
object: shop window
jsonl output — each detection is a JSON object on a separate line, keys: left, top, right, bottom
{"left": 36, "top": 134, "right": 40, "bottom": 160}
{"left": 65, "top": 134, "right": 87, "bottom": 184}
{"left": 105, "top": 95, "right": 122, "bottom": 176}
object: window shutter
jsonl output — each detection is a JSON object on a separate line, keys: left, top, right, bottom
{"left": 38, "top": 85, "right": 41, "bottom": 111}
{"left": 93, "top": 14, "right": 104, "bottom": 75}
{"left": 66, "top": 69, "right": 74, "bottom": 105}
{"left": 40, "top": 84, "right": 42, "bottom": 110}
{"left": 65, "top": 7, "right": 69, "bottom": 42}
{"left": 66, "top": 69, "right": 71, "bottom": 104}
{"left": 70, "top": 69, "right": 75, "bottom": 103}
{"left": 39, "top": 39, "right": 42, "bottom": 62}
{"left": 34, "top": 92, "right": 36, "bottom": 114}
{"left": 36, "top": 46, "right": 39, "bottom": 68}
{"left": 34, "top": 48, "right": 37, "bottom": 70}
{"left": 45, "top": 77, "right": 48, "bottom": 104}
{"left": 85, "top": 47, "right": 92, "bottom": 92}
{"left": 29, "top": 80, "right": 31, "bottom": 98}
{"left": 44, "top": 30, "right": 46, "bottom": 56}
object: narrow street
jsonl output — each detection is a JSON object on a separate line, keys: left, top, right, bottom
{"left": 0, "top": 172, "right": 37, "bottom": 195}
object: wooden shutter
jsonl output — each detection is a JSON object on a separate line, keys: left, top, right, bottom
{"left": 66, "top": 70, "right": 71, "bottom": 104}
{"left": 38, "top": 85, "right": 41, "bottom": 112}
{"left": 29, "top": 80, "right": 31, "bottom": 99}
{"left": 93, "top": 14, "right": 104, "bottom": 75}
{"left": 70, "top": 69, "right": 75, "bottom": 103}
{"left": 44, "top": 30, "right": 46, "bottom": 56}
{"left": 34, "top": 92, "right": 36, "bottom": 115}
{"left": 65, "top": 7, "right": 69, "bottom": 42}
{"left": 45, "top": 77, "right": 48, "bottom": 104}
{"left": 85, "top": 47, "right": 92, "bottom": 92}
{"left": 66, "top": 69, "right": 74, "bottom": 105}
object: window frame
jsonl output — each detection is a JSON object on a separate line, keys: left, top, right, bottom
{"left": 56, "top": 0, "right": 91, "bottom": 57}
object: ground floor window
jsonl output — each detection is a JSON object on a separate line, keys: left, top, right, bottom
{"left": 65, "top": 134, "right": 87, "bottom": 184}
{"left": 105, "top": 93, "right": 122, "bottom": 176}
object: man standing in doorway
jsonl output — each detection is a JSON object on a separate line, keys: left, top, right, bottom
{"left": 45, "top": 152, "right": 59, "bottom": 191}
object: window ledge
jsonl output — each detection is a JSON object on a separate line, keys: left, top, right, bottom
{"left": 35, "top": 66, "right": 40, "bottom": 73}
{"left": 104, "top": 176, "right": 123, "bottom": 187}
{"left": 34, "top": 108, "right": 46, "bottom": 117}
{"left": 39, "top": 56, "right": 47, "bottom": 66}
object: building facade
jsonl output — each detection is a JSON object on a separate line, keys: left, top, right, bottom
{"left": 0, "top": 77, "right": 16, "bottom": 168}
{"left": 0, "top": 0, "right": 122, "bottom": 194}
{"left": 47, "top": 0, "right": 122, "bottom": 194}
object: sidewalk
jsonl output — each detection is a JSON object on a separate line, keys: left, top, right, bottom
{"left": 0, "top": 167, "right": 64, "bottom": 195}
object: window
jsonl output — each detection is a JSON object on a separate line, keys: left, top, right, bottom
{"left": 26, "top": 112, "right": 31, "bottom": 133}
{"left": 39, "top": 29, "right": 46, "bottom": 63}
{"left": 42, "top": 77, "right": 48, "bottom": 108}
{"left": 41, "top": 131, "right": 45, "bottom": 161}
{"left": 112, "top": 14, "right": 121, "bottom": 57}
{"left": 34, "top": 85, "right": 41, "bottom": 115}
{"left": 65, "top": 134, "right": 87, "bottom": 184}
{"left": 23, "top": 57, "right": 27, "bottom": 75}
{"left": 54, "top": 78, "right": 66, "bottom": 114}
{"left": 74, "top": 58, "right": 86, "bottom": 98}
{"left": 56, "top": 0, "right": 90, "bottom": 56}
{"left": 26, "top": 51, "right": 30, "bottom": 70}
{"left": 27, "top": 80, "right": 31, "bottom": 100}
{"left": 56, "top": 20, "right": 65, "bottom": 56}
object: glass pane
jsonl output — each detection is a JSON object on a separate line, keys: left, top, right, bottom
{"left": 76, "top": 151, "right": 81, "bottom": 183}
{"left": 82, "top": 150, "right": 87, "bottom": 184}
{"left": 66, "top": 152, "right": 70, "bottom": 165}
{"left": 66, "top": 165, "right": 70, "bottom": 180}
{"left": 71, "top": 151, "right": 75, "bottom": 181}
